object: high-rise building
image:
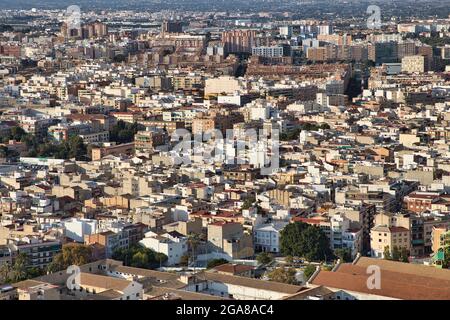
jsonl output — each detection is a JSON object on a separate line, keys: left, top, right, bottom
{"left": 397, "top": 42, "right": 417, "bottom": 59}
{"left": 60, "top": 21, "right": 81, "bottom": 39}
{"left": 279, "top": 26, "right": 293, "bottom": 37}
{"left": 318, "top": 25, "right": 332, "bottom": 35}
{"left": 402, "top": 55, "right": 426, "bottom": 73}
{"left": 222, "top": 29, "right": 257, "bottom": 54}
{"left": 306, "top": 47, "right": 327, "bottom": 61}
{"left": 417, "top": 45, "right": 434, "bottom": 70}
{"left": 368, "top": 42, "right": 398, "bottom": 64}
{"left": 162, "top": 21, "right": 183, "bottom": 33}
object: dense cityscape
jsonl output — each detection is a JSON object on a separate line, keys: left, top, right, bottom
{"left": 0, "top": 0, "right": 449, "bottom": 304}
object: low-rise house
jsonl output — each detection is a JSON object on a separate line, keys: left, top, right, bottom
{"left": 139, "top": 231, "right": 188, "bottom": 266}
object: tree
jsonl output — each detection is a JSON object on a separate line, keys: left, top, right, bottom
{"left": 66, "top": 135, "right": 87, "bottom": 160}
{"left": 303, "top": 265, "right": 316, "bottom": 281}
{"left": 10, "top": 126, "right": 27, "bottom": 141}
{"left": 179, "top": 254, "right": 189, "bottom": 267}
{"left": 280, "top": 222, "right": 333, "bottom": 262}
{"left": 267, "top": 267, "right": 297, "bottom": 284}
{"left": 0, "top": 263, "right": 11, "bottom": 285}
{"left": 25, "top": 135, "right": 88, "bottom": 161}
{"left": 241, "top": 196, "right": 256, "bottom": 210}
{"left": 321, "top": 265, "right": 333, "bottom": 271}
{"left": 334, "top": 248, "right": 353, "bottom": 263}
{"left": 280, "top": 128, "right": 301, "bottom": 141}
{"left": 256, "top": 252, "right": 273, "bottom": 265}
{"left": 130, "top": 251, "right": 149, "bottom": 269}
{"left": 0, "top": 126, "right": 27, "bottom": 144}
{"left": 47, "top": 244, "right": 93, "bottom": 273}
{"left": 0, "top": 146, "right": 8, "bottom": 159}
{"left": 112, "top": 245, "right": 167, "bottom": 269}
{"left": 11, "top": 253, "right": 28, "bottom": 282}
{"left": 187, "top": 233, "right": 203, "bottom": 267}
{"left": 109, "top": 120, "right": 143, "bottom": 144}
{"left": 207, "top": 259, "right": 229, "bottom": 269}
{"left": 285, "top": 255, "right": 294, "bottom": 265}
{"left": 383, "top": 246, "right": 392, "bottom": 260}
{"left": 392, "top": 246, "right": 401, "bottom": 261}
{"left": 443, "top": 246, "right": 450, "bottom": 269}
{"left": 400, "top": 247, "right": 409, "bottom": 263}
{"left": 27, "top": 267, "right": 46, "bottom": 279}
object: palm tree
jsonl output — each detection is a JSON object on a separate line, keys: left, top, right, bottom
{"left": 187, "top": 233, "right": 203, "bottom": 270}
{"left": 0, "top": 262, "right": 12, "bottom": 285}
{"left": 11, "top": 253, "right": 29, "bottom": 282}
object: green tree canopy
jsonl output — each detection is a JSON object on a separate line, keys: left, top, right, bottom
{"left": 112, "top": 245, "right": 167, "bottom": 269}
{"left": 110, "top": 120, "right": 143, "bottom": 144}
{"left": 267, "top": 267, "right": 297, "bottom": 284}
{"left": 206, "top": 258, "right": 229, "bottom": 269}
{"left": 303, "top": 264, "right": 317, "bottom": 281}
{"left": 179, "top": 254, "right": 189, "bottom": 266}
{"left": 280, "top": 222, "right": 333, "bottom": 262}
{"left": 0, "top": 262, "right": 12, "bottom": 285}
{"left": 443, "top": 246, "right": 450, "bottom": 268}
{"left": 400, "top": 247, "right": 409, "bottom": 263}
{"left": 256, "top": 252, "right": 274, "bottom": 265}
{"left": 392, "top": 246, "right": 401, "bottom": 261}
{"left": 11, "top": 253, "right": 29, "bottom": 282}
{"left": 47, "top": 244, "right": 93, "bottom": 273}
{"left": 334, "top": 248, "right": 353, "bottom": 263}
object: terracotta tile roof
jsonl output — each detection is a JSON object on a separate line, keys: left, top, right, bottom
{"left": 92, "top": 289, "right": 123, "bottom": 299}
{"left": 355, "top": 257, "right": 450, "bottom": 281}
{"left": 212, "top": 263, "right": 254, "bottom": 275}
{"left": 283, "top": 286, "right": 335, "bottom": 300}
{"left": 311, "top": 258, "right": 450, "bottom": 300}
{"left": 79, "top": 273, "right": 131, "bottom": 292}
{"left": 13, "top": 279, "right": 48, "bottom": 290}
{"left": 338, "top": 264, "right": 450, "bottom": 289}
{"left": 311, "top": 268, "right": 450, "bottom": 300}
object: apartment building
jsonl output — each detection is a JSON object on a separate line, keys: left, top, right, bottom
{"left": 91, "top": 143, "right": 135, "bottom": 161}
{"left": 222, "top": 30, "right": 257, "bottom": 54}
{"left": 402, "top": 55, "right": 426, "bottom": 73}
{"left": 207, "top": 222, "right": 254, "bottom": 260}
{"left": 370, "top": 225, "right": 410, "bottom": 258}
{"left": 10, "top": 238, "right": 62, "bottom": 269}
{"left": 253, "top": 221, "right": 288, "bottom": 253}
{"left": 134, "top": 130, "right": 166, "bottom": 153}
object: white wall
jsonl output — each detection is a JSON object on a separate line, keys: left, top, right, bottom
{"left": 63, "top": 218, "right": 97, "bottom": 242}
